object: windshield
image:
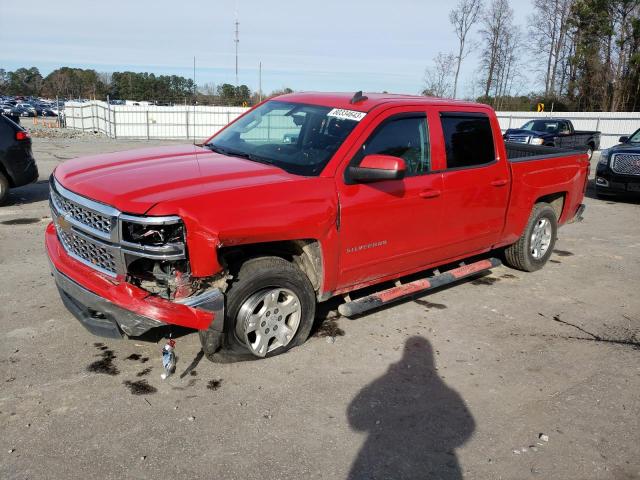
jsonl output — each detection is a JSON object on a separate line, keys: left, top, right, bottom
{"left": 521, "top": 120, "right": 563, "bottom": 134}
{"left": 206, "top": 100, "right": 362, "bottom": 176}
{"left": 628, "top": 128, "right": 640, "bottom": 143}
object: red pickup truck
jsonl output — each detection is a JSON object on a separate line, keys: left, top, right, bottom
{"left": 46, "top": 92, "right": 589, "bottom": 360}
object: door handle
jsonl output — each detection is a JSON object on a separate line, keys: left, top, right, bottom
{"left": 419, "top": 189, "right": 441, "bottom": 199}
{"left": 490, "top": 179, "right": 508, "bottom": 187}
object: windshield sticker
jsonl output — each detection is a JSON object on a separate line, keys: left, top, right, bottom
{"left": 327, "top": 108, "right": 367, "bottom": 122}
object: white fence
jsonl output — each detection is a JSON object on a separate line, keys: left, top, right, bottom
{"left": 64, "top": 101, "right": 640, "bottom": 149}
{"left": 64, "top": 101, "right": 247, "bottom": 141}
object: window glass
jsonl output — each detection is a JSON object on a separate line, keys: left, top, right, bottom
{"left": 628, "top": 128, "right": 640, "bottom": 143}
{"left": 357, "top": 116, "right": 430, "bottom": 176}
{"left": 440, "top": 114, "right": 495, "bottom": 168}
{"left": 208, "top": 101, "right": 360, "bottom": 176}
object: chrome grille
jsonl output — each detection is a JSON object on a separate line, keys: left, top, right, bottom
{"left": 50, "top": 187, "right": 112, "bottom": 235}
{"left": 611, "top": 153, "right": 640, "bottom": 176}
{"left": 57, "top": 227, "right": 118, "bottom": 275}
{"left": 505, "top": 135, "right": 530, "bottom": 144}
{"left": 49, "top": 177, "right": 187, "bottom": 278}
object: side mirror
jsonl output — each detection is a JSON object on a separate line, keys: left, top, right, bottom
{"left": 348, "top": 154, "right": 406, "bottom": 183}
{"left": 619, "top": 136, "right": 629, "bottom": 143}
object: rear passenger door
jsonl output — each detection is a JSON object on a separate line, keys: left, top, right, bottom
{"left": 556, "top": 121, "right": 574, "bottom": 148}
{"left": 435, "top": 111, "right": 510, "bottom": 259}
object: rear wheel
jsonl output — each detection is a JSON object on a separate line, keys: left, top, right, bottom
{"left": 0, "top": 172, "right": 10, "bottom": 206}
{"left": 585, "top": 145, "right": 594, "bottom": 160}
{"left": 504, "top": 203, "right": 557, "bottom": 272}
{"left": 201, "top": 256, "right": 316, "bottom": 361}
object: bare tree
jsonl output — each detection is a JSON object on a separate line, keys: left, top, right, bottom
{"left": 479, "top": 0, "right": 514, "bottom": 99}
{"left": 528, "top": 0, "right": 573, "bottom": 97}
{"left": 449, "top": 0, "right": 483, "bottom": 99}
{"left": 422, "top": 52, "right": 457, "bottom": 98}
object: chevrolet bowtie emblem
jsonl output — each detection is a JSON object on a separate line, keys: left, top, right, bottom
{"left": 57, "top": 214, "right": 71, "bottom": 231}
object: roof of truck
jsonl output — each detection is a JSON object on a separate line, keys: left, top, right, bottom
{"left": 276, "top": 91, "right": 488, "bottom": 112}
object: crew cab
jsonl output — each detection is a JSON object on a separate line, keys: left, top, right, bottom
{"left": 504, "top": 118, "right": 600, "bottom": 159}
{"left": 595, "top": 127, "right": 640, "bottom": 197}
{"left": 45, "top": 92, "right": 589, "bottom": 360}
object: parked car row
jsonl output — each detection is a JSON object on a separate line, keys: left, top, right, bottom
{"left": 0, "top": 95, "right": 64, "bottom": 119}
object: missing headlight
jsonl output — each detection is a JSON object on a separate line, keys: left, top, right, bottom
{"left": 123, "top": 221, "right": 185, "bottom": 246}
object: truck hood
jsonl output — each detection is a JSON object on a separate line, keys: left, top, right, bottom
{"left": 54, "top": 144, "right": 301, "bottom": 214}
{"left": 609, "top": 142, "right": 640, "bottom": 154}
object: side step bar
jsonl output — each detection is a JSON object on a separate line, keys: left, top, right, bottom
{"left": 338, "top": 257, "right": 502, "bottom": 318}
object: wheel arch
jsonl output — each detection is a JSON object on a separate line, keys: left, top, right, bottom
{"left": 218, "top": 239, "right": 324, "bottom": 294}
{"left": 534, "top": 192, "right": 566, "bottom": 221}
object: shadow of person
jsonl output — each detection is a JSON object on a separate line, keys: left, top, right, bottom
{"left": 347, "top": 336, "right": 475, "bottom": 480}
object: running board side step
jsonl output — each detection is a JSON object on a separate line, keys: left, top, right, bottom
{"left": 337, "top": 257, "right": 502, "bottom": 318}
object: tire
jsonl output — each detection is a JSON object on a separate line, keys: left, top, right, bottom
{"left": 504, "top": 203, "right": 557, "bottom": 272}
{"left": 585, "top": 145, "right": 594, "bottom": 160}
{"left": 201, "top": 256, "right": 316, "bottom": 361}
{"left": 0, "top": 172, "right": 10, "bottom": 206}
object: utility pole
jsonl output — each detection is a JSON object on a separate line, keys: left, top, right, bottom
{"left": 259, "top": 61, "right": 262, "bottom": 102}
{"left": 234, "top": 17, "right": 239, "bottom": 86}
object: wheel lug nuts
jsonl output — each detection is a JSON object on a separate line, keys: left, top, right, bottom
{"left": 265, "top": 328, "right": 270, "bottom": 334}
{"left": 266, "top": 311, "right": 271, "bottom": 317}
{"left": 274, "top": 308, "right": 279, "bottom": 314}
{"left": 261, "top": 321, "right": 266, "bottom": 327}
{"left": 278, "top": 316, "right": 282, "bottom": 321}
{"left": 274, "top": 325, "right": 278, "bottom": 330}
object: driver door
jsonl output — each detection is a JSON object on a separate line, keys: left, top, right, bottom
{"left": 336, "top": 108, "right": 444, "bottom": 289}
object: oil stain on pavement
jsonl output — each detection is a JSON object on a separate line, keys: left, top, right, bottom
{"left": 87, "top": 345, "right": 119, "bottom": 376}
{"left": 123, "top": 380, "right": 157, "bottom": 395}
{"left": 207, "top": 379, "right": 223, "bottom": 391}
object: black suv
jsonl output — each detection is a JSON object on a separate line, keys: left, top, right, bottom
{"left": 595, "top": 128, "right": 640, "bottom": 198}
{"left": 0, "top": 114, "right": 39, "bottom": 205}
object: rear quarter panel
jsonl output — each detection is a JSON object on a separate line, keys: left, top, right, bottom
{"left": 500, "top": 153, "right": 589, "bottom": 246}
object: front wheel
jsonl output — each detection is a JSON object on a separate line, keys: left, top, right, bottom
{"left": 201, "top": 256, "right": 316, "bottom": 361}
{"left": 504, "top": 203, "right": 557, "bottom": 272}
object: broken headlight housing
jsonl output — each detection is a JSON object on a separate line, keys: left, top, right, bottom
{"left": 120, "top": 215, "right": 194, "bottom": 301}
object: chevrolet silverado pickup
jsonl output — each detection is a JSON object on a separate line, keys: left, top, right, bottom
{"left": 504, "top": 118, "right": 600, "bottom": 159}
{"left": 46, "top": 92, "right": 589, "bottom": 360}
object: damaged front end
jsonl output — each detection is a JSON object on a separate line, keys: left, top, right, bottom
{"left": 121, "top": 215, "right": 199, "bottom": 301}
{"left": 119, "top": 215, "right": 228, "bottom": 325}
{"left": 49, "top": 177, "right": 226, "bottom": 338}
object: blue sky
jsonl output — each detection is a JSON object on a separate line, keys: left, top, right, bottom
{"left": 0, "top": 0, "right": 535, "bottom": 98}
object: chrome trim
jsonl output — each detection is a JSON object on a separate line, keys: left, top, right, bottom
{"left": 177, "top": 288, "right": 225, "bottom": 317}
{"left": 53, "top": 177, "right": 120, "bottom": 218}
{"left": 120, "top": 240, "right": 186, "bottom": 259}
{"left": 119, "top": 213, "right": 183, "bottom": 225}
{"left": 611, "top": 152, "right": 640, "bottom": 176}
{"left": 49, "top": 176, "right": 187, "bottom": 276}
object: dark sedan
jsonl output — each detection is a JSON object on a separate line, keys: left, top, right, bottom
{"left": 0, "top": 114, "right": 39, "bottom": 204}
{"left": 595, "top": 128, "right": 640, "bottom": 198}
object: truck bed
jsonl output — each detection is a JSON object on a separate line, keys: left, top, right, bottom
{"left": 505, "top": 143, "right": 584, "bottom": 162}
{"left": 500, "top": 143, "right": 589, "bottom": 247}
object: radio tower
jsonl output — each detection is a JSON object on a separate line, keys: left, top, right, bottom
{"left": 234, "top": 17, "right": 239, "bottom": 86}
